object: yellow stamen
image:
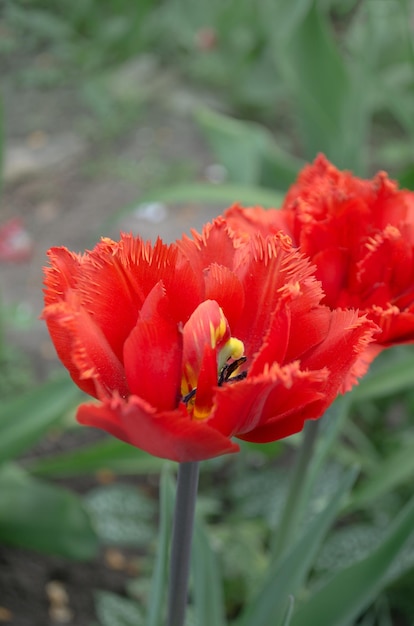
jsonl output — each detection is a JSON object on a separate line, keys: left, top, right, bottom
{"left": 218, "top": 337, "right": 245, "bottom": 372}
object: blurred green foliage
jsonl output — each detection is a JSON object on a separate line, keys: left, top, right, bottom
{"left": 2, "top": 0, "right": 414, "bottom": 177}
{"left": 2, "top": 0, "right": 414, "bottom": 625}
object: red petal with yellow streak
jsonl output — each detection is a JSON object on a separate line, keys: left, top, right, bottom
{"left": 182, "top": 299, "right": 229, "bottom": 393}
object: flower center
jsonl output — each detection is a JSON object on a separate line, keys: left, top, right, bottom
{"left": 179, "top": 300, "right": 247, "bottom": 419}
{"left": 182, "top": 335, "right": 247, "bottom": 411}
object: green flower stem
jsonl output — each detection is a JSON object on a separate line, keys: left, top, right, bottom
{"left": 271, "top": 419, "right": 320, "bottom": 561}
{"left": 167, "top": 461, "right": 200, "bottom": 626}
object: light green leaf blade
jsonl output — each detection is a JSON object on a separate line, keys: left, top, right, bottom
{"left": 146, "top": 466, "right": 175, "bottom": 626}
{"left": 290, "top": 491, "right": 414, "bottom": 626}
{"left": 137, "top": 183, "right": 284, "bottom": 210}
{"left": 281, "top": 596, "right": 295, "bottom": 626}
{"left": 351, "top": 347, "right": 414, "bottom": 402}
{"left": 280, "top": 1, "right": 361, "bottom": 169}
{"left": 194, "top": 107, "right": 300, "bottom": 190}
{"left": 84, "top": 483, "right": 156, "bottom": 547}
{"left": 194, "top": 106, "right": 271, "bottom": 185}
{"left": 191, "top": 516, "right": 227, "bottom": 626}
{"left": 348, "top": 436, "right": 414, "bottom": 512}
{"left": 95, "top": 590, "right": 144, "bottom": 626}
{"left": 260, "top": 143, "right": 303, "bottom": 190}
{"left": 0, "top": 464, "right": 98, "bottom": 559}
{"left": 237, "top": 468, "right": 357, "bottom": 626}
{"left": 30, "top": 435, "right": 163, "bottom": 477}
{"left": 259, "top": 0, "right": 313, "bottom": 44}
{"left": 0, "top": 374, "right": 82, "bottom": 464}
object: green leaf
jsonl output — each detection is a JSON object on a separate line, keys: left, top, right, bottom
{"left": 237, "top": 468, "right": 357, "bottom": 626}
{"left": 259, "top": 0, "right": 313, "bottom": 44}
{"left": 84, "top": 483, "right": 156, "bottom": 547}
{"left": 279, "top": 1, "right": 362, "bottom": 169}
{"left": 351, "top": 347, "right": 414, "bottom": 402}
{"left": 0, "top": 374, "right": 82, "bottom": 465}
{"left": 270, "top": 399, "right": 351, "bottom": 562}
{"left": 134, "top": 183, "right": 284, "bottom": 210}
{"left": 290, "top": 491, "right": 414, "bottom": 626}
{"left": 0, "top": 464, "right": 98, "bottom": 559}
{"left": 260, "top": 143, "right": 303, "bottom": 190}
{"left": 281, "top": 596, "right": 295, "bottom": 626}
{"left": 194, "top": 107, "right": 300, "bottom": 190}
{"left": 308, "top": 396, "right": 352, "bottom": 479}
{"left": 95, "top": 590, "right": 144, "bottom": 626}
{"left": 30, "top": 435, "right": 163, "bottom": 477}
{"left": 194, "top": 106, "right": 271, "bottom": 185}
{"left": 146, "top": 466, "right": 175, "bottom": 626}
{"left": 348, "top": 436, "right": 414, "bottom": 512}
{"left": 191, "top": 516, "right": 227, "bottom": 626}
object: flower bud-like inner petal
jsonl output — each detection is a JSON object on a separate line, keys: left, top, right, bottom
{"left": 181, "top": 300, "right": 245, "bottom": 420}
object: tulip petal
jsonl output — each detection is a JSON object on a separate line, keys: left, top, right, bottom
{"left": 43, "top": 247, "right": 83, "bottom": 305}
{"left": 369, "top": 306, "right": 414, "bottom": 347}
{"left": 300, "top": 308, "right": 379, "bottom": 392}
{"left": 203, "top": 263, "right": 245, "bottom": 329}
{"left": 279, "top": 155, "right": 414, "bottom": 348}
{"left": 43, "top": 296, "right": 129, "bottom": 399}
{"left": 123, "top": 283, "right": 183, "bottom": 411}
{"left": 312, "top": 247, "right": 348, "bottom": 307}
{"left": 355, "top": 225, "right": 414, "bottom": 308}
{"left": 178, "top": 218, "right": 238, "bottom": 276}
{"left": 208, "top": 361, "right": 328, "bottom": 438}
{"left": 77, "top": 395, "right": 239, "bottom": 462}
{"left": 225, "top": 203, "right": 286, "bottom": 239}
{"left": 234, "top": 234, "right": 323, "bottom": 359}
{"left": 249, "top": 303, "right": 291, "bottom": 375}
{"left": 182, "top": 300, "right": 229, "bottom": 391}
{"left": 70, "top": 235, "right": 201, "bottom": 363}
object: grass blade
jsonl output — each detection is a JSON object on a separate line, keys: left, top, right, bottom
{"left": 291, "top": 491, "right": 414, "bottom": 626}
{"left": 191, "top": 516, "right": 227, "bottom": 626}
{"left": 146, "top": 466, "right": 175, "bottom": 626}
{"left": 0, "top": 374, "right": 81, "bottom": 464}
{"left": 237, "top": 468, "right": 357, "bottom": 626}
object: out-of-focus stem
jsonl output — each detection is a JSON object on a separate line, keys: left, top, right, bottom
{"left": 167, "top": 461, "right": 200, "bottom": 626}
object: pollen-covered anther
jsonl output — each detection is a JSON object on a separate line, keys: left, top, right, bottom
{"left": 218, "top": 337, "right": 245, "bottom": 372}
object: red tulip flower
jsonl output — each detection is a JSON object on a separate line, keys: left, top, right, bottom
{"left": 42, "top": 219, "right": 377, "bottom": 462}
{"left": 226, "top": 155, "right": 414, "bottom": 351}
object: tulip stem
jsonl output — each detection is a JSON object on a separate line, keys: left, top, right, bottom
{"left": 167, "top": 461, "right": 200, "bottom": 626}
{"left": 272, "top": 419, "right": 320, "bottom": 561}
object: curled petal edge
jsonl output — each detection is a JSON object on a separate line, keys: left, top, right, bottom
{"left": 77, "top": 393, "right": 240, "bottom": 463}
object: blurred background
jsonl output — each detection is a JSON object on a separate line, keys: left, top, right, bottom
{"left": 1, "top": 1, "right": 414, "bottom": 625}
